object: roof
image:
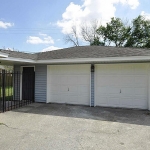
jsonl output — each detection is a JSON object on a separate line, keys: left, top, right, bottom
{"left": 0, "top": 49, "right": 37, "bottom": 60}
{"left": 1, "top": 46, "right": 150, "bottom": 61}
{"left": 36, "top": 46, "right": 150, "bottom": 60}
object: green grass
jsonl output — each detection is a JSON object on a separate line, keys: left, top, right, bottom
{"left": 4, "top": 86, "right": 13, "bottom": 97}
{"left": 0, "top": 86, "right": 13, "bottom": 100}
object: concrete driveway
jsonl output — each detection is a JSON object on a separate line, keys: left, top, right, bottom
{"left": 0, "top": 103, "right": 150, "bottom": 150}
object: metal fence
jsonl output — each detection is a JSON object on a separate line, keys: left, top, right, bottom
{"left": 0, "top": 70, "right": 34, "bottom": 112}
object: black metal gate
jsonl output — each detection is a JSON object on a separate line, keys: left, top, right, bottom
{"left": 0, "top": 70, "right": 34, "bottom": 113}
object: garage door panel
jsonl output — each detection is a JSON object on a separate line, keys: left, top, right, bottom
{"left": 134, "top": 95, "right": 147, "bottom": 102}
{"left": 134, "top": 65, "right": 148, "bottom": 75}
{"left": 107, "top": 97, "right": 120, "bottom": 107}
{"left": 49, "top": 75, "right": 61, "bottom": 84}
{"left": 120, "top": 65, "right": 134, "bottom": 73}
{"left": 108, "top": 77, "right": 121, "bottom": 86}
{"left": 67, "top": 76, "right": 78, "bottom": 85}
{"left": 96, "top": 64, "right": 148, "bottom": 109}
{"left": 60, "top": 85, "right": 69, "bottom": 92}
{"left": 68, "top": 96, "right": 79, "bottom": 104}
{"left": 78, "top": 96, "right": 89, "bottom": 105}
{"left": 121, "top": 88, "right": 134, "bottom": 96}
{"left": 50, "top": 95, "right": 61, "bottom": 103}
{"left": 97, "top": 87, "right": 109, "bottom": 94}
{"left": 97, "top": 87, "right": 120, "bottom": 95}
{"left": 107, "top": 87, "right": 120, "bottom": 94}
{"left": 120, "top": 103, "right": 135, "bottom": 108}
{"left": 77, "top": 66, "right": 90, "bottom": 74}
{"left": 47, "top": 65, "right": 90, "bottom": 105}
{"left": 121, "top": 97, "right": 147, "bottom": 108}
{"left": 97, "top": 76, "right": 121, "bottom": 86}
{"left": 107, "top": 69, "right": 120, "bottom": 75}
{"left": 121, "top": 76, "right": 135, "bottom": 86}
{"left": 49, "top": 85, "right": 61, "bottom": 93}
{"left": 134, "top": 88, "right": 147, "bottom": 95}
{"left": 60, "top": 76, "right": 68, "bottom": 84}
{"left": 97, "top": 76, "right": 109, "bottom": 86}
{"left": 96, "top": 65, "right": 118, "bottom": 74}
{"left": 60, "top": 93, "right": 68, "bottom": 102}
{"left": 68, "top": 85, "right": 78, "bottom": 93}
{"left": 134, "top": 76, "right": 147, "bottom": 86}
{"left": 134, "top": 101, "right": 147, "bottom": 109}
{"left": 96, "top": 97, "right": 108, "bottom": 106}
{"left": 77, "top": 75, "right": 90, "bottom": 84}
{"left": 78, "top": 86, "right": 89, "bottom": 94}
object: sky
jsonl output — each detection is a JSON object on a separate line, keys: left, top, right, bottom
{"left": 0, "top": 0, "right": 150, "bottom": 53}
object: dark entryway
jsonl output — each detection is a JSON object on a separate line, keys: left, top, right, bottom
{"left": 22, "top": 67, "right": 35, "bottom": 101}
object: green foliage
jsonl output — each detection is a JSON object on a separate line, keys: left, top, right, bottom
{"left": 0, "top": 86, "right": 13, "bottom": 98}
{"left": 125, "top": 15, "right": 150, "bottom": 48}
{"left": 97, "top": 17, "right": 131, "bottom": 47}
{"left": 64, "top": 15, "right": 150, "bottom": 48}
{"left": 90, "top": 37, "right": 105, "bottom": 46}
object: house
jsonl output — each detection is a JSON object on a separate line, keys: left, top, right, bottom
{"left": 0, "top": 46, "right": 150, "bottom": 110}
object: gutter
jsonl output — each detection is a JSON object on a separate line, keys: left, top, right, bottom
{"left": 36, "top": 56, "right": 150, "bottom": 64}
{"left": 1, "top": 56, "right": 150, "bottom": 64}
{"left": 0, "top": 52, "right": 9, "bottom": 58}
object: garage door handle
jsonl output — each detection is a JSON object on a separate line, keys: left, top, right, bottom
{"left": 120, "top": 89, "right": 121, "bottom": 93}
{"left": 68, "top": 88, "right": 69, "bottom": 91}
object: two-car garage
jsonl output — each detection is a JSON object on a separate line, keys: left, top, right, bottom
{"left": 47, "top": 63, "right": 149, "bottom": 109}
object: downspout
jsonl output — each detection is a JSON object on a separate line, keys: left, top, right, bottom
{"left": 91, "top": 64, "right": 95, "bottom": 107}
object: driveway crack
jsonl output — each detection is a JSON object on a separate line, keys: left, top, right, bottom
{"left": 0, "top": 123, "right": 18, "bottom": 130}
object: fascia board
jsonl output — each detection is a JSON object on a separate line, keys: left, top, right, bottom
{"left": 0, "top": 57, "right": 35, "bottom": 63}
{"left": 1, "top": 56, "right": 150, "bottom": 64}
{"left": 36, "top": 56, "right": 150, "bottom": 64}
{"left": 0, "top": 52, "right": 9, "bottom": 58}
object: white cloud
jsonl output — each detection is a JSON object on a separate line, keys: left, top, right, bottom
{"left": 125, "top": 0, "right": 139, "bottom": 9}
{"left": 27, "top": 33, "right": 54, "bottom": 44}
{"left": 42, "top": 46, "right": 61, "bottom": 52}
{"left": 0, "top": 21, "right": 14, "bottom": 29}
{"left": 141, "top": 11, "right": 150, "bottom": 20}
{"left": 57, "top": 0, "right": 139, "bottom": 34}
{"left": 6, "top": 47, "right": 14, "bottom": 51}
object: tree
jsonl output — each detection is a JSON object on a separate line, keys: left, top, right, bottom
{"left": 64, "top": 21, "right": 102, "bottom": 46}
{"left": 125, "top": 15, "right": 150, "bottom": 48}
{"left": 64, "top": 26, "right": 80, "bottom": 46}
{"left": 97, "top": 17, "right": 131, "bottom": 47}
{"left": 81, "top": 20, "right": 100, "bottom": 45}
{"left": 90, "top": 37, "right": 105, "bottom": 46}
{"left": 64, "top": 16, "right": 150, "bottom": 48}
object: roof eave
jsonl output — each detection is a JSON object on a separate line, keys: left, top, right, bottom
{"left": 36, "top": 56, "right": 150, "bottom": 64}
{"left": 0, "top": 52, "right": 9, "bottom": 58}
{"left": 0, "top": 57, "right": 35, "bottom": 63}
{"left": 1, "top": 56, "right": 150, "bottom": 65}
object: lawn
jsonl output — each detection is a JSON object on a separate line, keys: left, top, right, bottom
{"left": 0, "top": 86, "right": 13, "bottom": 100}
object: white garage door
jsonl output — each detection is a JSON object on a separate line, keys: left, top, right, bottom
{"left": 47, "top": 65, "right": 90, "bottom": 105}
{"left": 95, "top": 64, "right": 148, "bottom": 109}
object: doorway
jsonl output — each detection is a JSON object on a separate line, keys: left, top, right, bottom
{"left": 22, "top": 67, "right": 35, "bottom": 101}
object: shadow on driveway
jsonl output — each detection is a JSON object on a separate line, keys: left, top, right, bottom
{"left": 12, "top": 103, "right": 150, "bottom": 126}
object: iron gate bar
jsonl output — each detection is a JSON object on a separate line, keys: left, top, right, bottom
{"left": 2, "top": 70, "right": 5, "bottom": 112}
{"left": 0, "top": 70, "right": 34, "bottom": 113}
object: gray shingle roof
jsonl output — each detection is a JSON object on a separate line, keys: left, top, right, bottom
{"left": 0, "top": 49, "right": 37, "bottom": 60}
{"left": 1, "top": 46, "right": 150, "bottom": 60}
{"left": 36, "top": 46, "right": 150, "bottom": 60}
